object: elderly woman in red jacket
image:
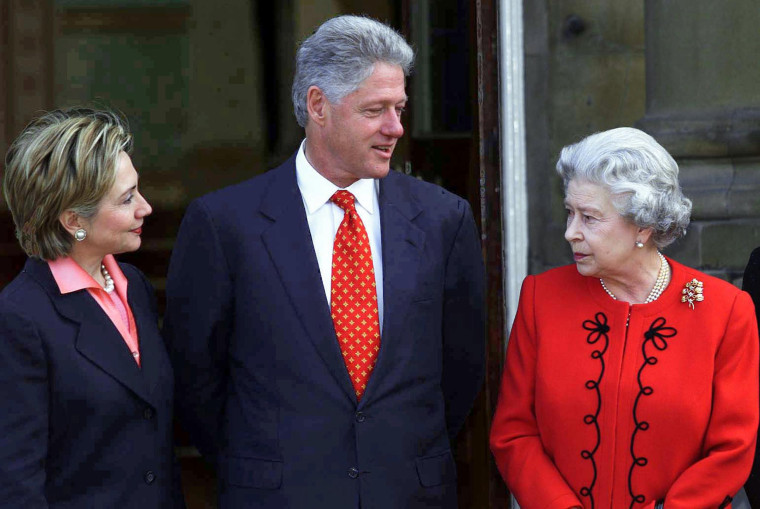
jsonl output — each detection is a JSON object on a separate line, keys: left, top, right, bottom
{"left": 490, "top": 127, "right": 758, "bottom": 509}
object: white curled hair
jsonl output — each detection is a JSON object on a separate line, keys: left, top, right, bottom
{"left": 556, "top": 127, "right": 692, "bottom": 248}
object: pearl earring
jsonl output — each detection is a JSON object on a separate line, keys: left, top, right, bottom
{"left": 75, "top": 228, "right": 87, "bottom": 242}
{"left": 635, "top": 240, "right": 644, "bottom": 248}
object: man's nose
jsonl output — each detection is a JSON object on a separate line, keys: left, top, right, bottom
{"left": 382, "top": 109, "right": 404, "bottom": 138}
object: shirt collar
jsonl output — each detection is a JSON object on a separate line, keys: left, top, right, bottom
{"left": 295, "top": 139, "right": 378, "bottom": 215}
{"left": 48, "top": 256, "right": 100, "bottom": 294}
{"left": 48, "top": 254, "right": 126, "bottom": 295}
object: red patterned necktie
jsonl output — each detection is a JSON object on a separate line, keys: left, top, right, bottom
{"left": 330, "top": 190, "right": 381, "bottom": 401}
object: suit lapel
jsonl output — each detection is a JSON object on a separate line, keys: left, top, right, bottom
{"left": 259, "top": 161, "right": 356, "bottom": 401}
{"left": 25, "top": 259, "right": 154, "bottom": 405}
{"left": 361, "top": 172, "right": 425, "bottom": 403}
{"left": 126, "top": 275, "right": 162, "bottom": 406}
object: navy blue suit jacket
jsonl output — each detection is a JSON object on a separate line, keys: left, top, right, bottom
{"left": 0, "top": 258, "right": 184, "bottom": 508}
{"left": 164, "top": 155, "right": 486, "bottom": 508}
{"left": 743, "top": 247, "right": 760, "bottom": 507}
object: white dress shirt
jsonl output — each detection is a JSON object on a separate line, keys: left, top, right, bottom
{"left": 295, "top": 140, "right": 384, "bottom": 331}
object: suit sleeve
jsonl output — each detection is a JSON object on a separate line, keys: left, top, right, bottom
{"left": 743, "top": 247, "right": 760, "bottom": 507}
{"left": 0, "top": 300, "right": 49, "bottom": 507}
{"left": 489, "top": 276, "right": 583, "bottom": 509}
{"left": 660, "top": 290, "right": 759, "bottom": 508}
{"left": 441, "top": 199, "right": 486, "bottom": 439}
{"left": 163, "top": 199, "right": 233, "bottom": 462}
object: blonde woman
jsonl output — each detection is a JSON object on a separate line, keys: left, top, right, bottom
{"left": 0, "top": 109, "right": 184, "bottom": 508}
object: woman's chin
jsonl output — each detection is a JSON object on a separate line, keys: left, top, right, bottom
{"left": 112, "top": 239, "right": 142, "bottom": 256}
{"left": 574, "top": 263, "right": 598, "bottom": 279}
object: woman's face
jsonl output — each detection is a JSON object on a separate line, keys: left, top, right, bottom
{"left": 564, "top": 179, "right": 642, "bottom": 280}
{"left": 80, "top": 151, "right": 152, "bottom": 258}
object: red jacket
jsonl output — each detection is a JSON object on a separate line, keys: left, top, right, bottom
{"left": 490, "top": 258, "right": 759, "bottom": 509}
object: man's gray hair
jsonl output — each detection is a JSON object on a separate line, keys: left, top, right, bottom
{"left": 556, "top": 127, "right": 692, "bottom": 249}
{"left": 292, "top": 15, "right": 414, "bottom": 128}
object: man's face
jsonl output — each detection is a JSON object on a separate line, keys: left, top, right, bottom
{"left": 318, "top": 62, "right": 407, "bottom": 188}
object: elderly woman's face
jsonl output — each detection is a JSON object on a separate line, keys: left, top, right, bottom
{"left": 564, "top": 179, "right": 641, "bottom": 280}
{"left": 80, "top": 152, "right": 152, "bottom": 258}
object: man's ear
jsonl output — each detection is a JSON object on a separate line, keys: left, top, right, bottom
{"left": 59, "top": 210, "right": 82, "bottom": 237}
{"left": 306, "top": 85, "right": 329, "bottom": 127}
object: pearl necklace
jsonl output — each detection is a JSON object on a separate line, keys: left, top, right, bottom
{"left": 100, "top": 264, "right": 114, "bottom": 293}
{"left": 600, "top": 251, "right": 669, "bottom": 304}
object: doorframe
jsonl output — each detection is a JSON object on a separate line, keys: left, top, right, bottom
{"left": 474, "top": 0, "right": 513, "bottom": 506}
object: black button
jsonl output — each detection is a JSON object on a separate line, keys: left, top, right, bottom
{"left": 355, "top": 412, "right": 365, "bottom": 423}
{"left": 143, "top": 408, "right": 154, "bottom": 420}
{"left": 144, "top": 471, "right": 155, "bottom": 484}
{"left": 348, "top": 467, "right": 359, "bottom": 479}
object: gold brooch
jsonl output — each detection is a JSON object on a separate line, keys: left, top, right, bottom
{"left": 681, "top": 279, "right": 704, "bottom": 309}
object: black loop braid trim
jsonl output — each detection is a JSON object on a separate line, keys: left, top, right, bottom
{"left": 579, "top": 312, "right": 611, "bottom": 508}
{"left": 628, "top": 317, "right": 677, "bottom": 508}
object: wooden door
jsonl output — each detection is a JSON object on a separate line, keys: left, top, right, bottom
{"left": 398, "top": 0, "right": 508, "bottom": 507}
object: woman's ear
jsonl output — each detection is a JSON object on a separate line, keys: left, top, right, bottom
{"left": 637, "top": 227, "right": 654, "bottom": 246}
{"left": 59, "top": 210, "right": 82, "bottom": 237}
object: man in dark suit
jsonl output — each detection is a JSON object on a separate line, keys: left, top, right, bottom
{"left": 743, "top": 248, "right": 760, "bottom": 507}
{"left": 164, "top": 14, "right": 485, "bottom": 508}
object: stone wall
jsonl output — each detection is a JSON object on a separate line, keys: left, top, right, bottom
{"left": 524, "top": 0, "right": 760, "bottom": 284}
{"left": 638, "top": 0, "right": 760, "bottom": 284}
{"left": 525, "top": 0, "right": 646, "bottom": 272}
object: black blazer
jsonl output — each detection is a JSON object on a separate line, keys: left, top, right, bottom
{"left": 743, "top": 247, "right": 760, "bottom": 507}
{"left": 0, "top": 258, "right": 184, "bottom": 508}
{"left": 164, "top": 155, "right": 486, "bottom": 508}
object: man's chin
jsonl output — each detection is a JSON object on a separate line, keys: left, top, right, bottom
{"left": 373, "top": 166, "right": 392, "bottom": 179}
{"left": 362, "top": 160, "right": 391, "bottom": 177}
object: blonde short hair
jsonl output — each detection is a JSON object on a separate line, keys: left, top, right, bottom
{"left": 3, "top": 108, "right": 133, "bottom": 260}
